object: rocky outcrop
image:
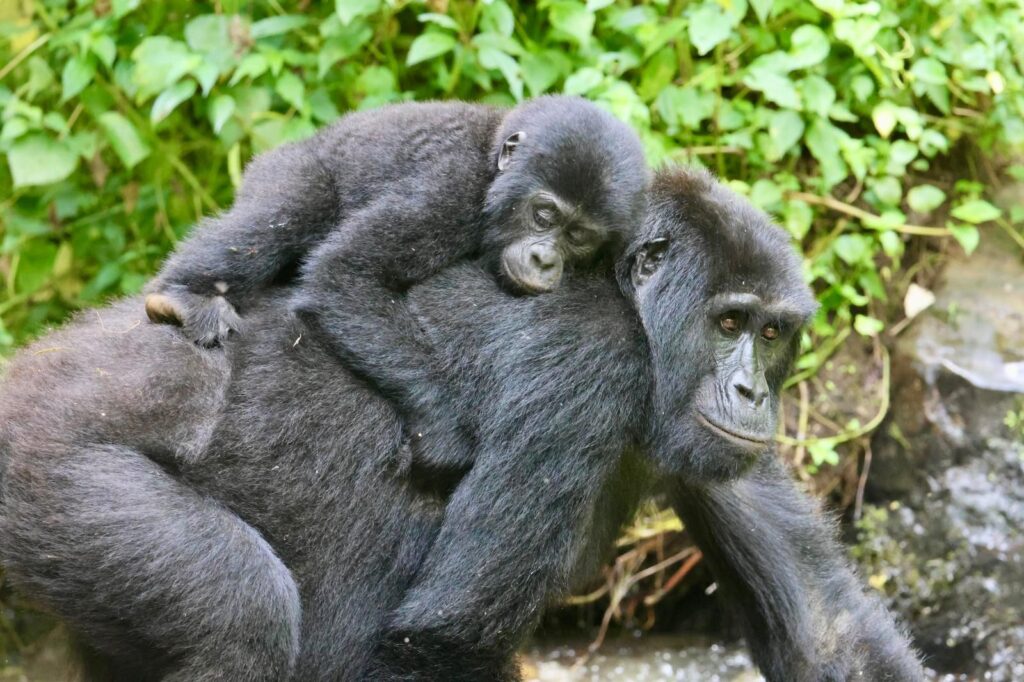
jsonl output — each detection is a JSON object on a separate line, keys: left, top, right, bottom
{"left": 860, "top": 229, "right": 1024, "bottom": 680}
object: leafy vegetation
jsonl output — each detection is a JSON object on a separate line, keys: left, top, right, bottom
{"left": 2, "top": 0, "right": 1024, "bottom": 664}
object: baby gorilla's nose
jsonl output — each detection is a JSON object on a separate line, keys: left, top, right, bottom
{"left": 529, "top": 243, "right": 559, "bottom": 271}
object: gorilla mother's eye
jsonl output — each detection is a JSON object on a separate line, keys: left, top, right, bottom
{"left": 761, "top": 324, "right": 780, "bottom": 341}
{"left": 719, "top": 312, "right": 744, "bottom": 334}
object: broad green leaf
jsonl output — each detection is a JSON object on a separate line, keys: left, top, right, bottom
{"left": 406, "top": 32, "right": 457, "bottom": 66}
{"left": 481, "top": 2, "right": 516, "bottom": 36}
{"left": 90, "top": 35, "right": 117, "bottom": 68}
{"left": 131, "top": 37, "right": 200, "bottom": 98}
{"left": 800, "top": 76, "right": 835, "bottom": 117}
{"left": 656, "top": 86, "right": 715, "bottom": 130}
{"left": 564, "top": 67, "right": 603, "bottom": 95}
{"left": 907, "top": 185, "right": 946, "bottom": 213}
{"left": 229, "top": 53, "right": 269, "bottom": 85}
{"left": 336, "top": 0, "right": 381, "bottom": 25}
{"left": 750, "top": 180, "right": 783, "bottom": 211}
{"left": 309, "top": 89, "right": 341, "bottom": 123}
{"left": 950, "top": 199, "right": 1001, "bottom": 224}
{"left": 151, "top": 80, "right": 197, "bottom": 123}
{"left": 15, "top": 240, "right": 58, "bottom": 294}
{"left": 318, "top": 24, "right": 374, "bottom": 78}
{"left": 521, "top": 51, "right": 564, "bottom": 96}
{"left": 854, "top": 315, "right": 884, "bottom": 337}
{"left": 97, "top": 112, "right": 151, "bottom": 169}
{"left": 208, "top": 95, "right": 235, "bottom": 134}
{"left": 948, "top": 224, "right": 981, "bottom": 254}
{"left": 251, "top": 15, "right": 309, "bottom": 39}
{"left": 419, "top": 12, "right": 460, "bottom": 31}
{"left": 478, "top": 47, "right": 524, "bottom": 101}
{"left": 766, "top": 109, "right": 804, "bottom": 161}
{"left": 871, "top": 176, "right": 902, "bottom": 207}
{"left": 7, "top": 134, "right": 78, "bottom": 187}
{"left": 784, "top": 199, "right": 814, "bottom": 239}
{"left": 806, "top": 118, "right": 847, "bottom": 189}
{"left": 689, "top": 3, "right": 734, "bottom": 56}
{"left": 833, "top": 233, "right": 872, "bottom": 265}
{"left": 185, "top": 15, "right": 231, "bottom": 53}
{"left": 587, "top": 0, "right": 616, "bottom": 9}
{"left": 549, "top": 2, "right": 595, "bottom": 46}
{"left": 745, "top": 71, "right": 801, "bottom": 109}
{"left": 276, "top": 71, "right": 306, "bottom": 111}
{"left": 872, "top": 101, "right": 897, "bottom": 138}
{"left": 788, "top": 25, "right": 829, "bottom": 69}
{"left": 910, "top": 57, "right": 946, "bottom": 86}
{"left": 750, "top": 0, "right": 774, "bottom": 23}
{"left": 61, "top": 56, "right": 95, "bottom": 102}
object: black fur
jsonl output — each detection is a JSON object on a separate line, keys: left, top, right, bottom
{"left": 150, "top": 96, "right": 648, "bottom": 473}
{"left": 0, "top": 167, "right": 922, "bottom": 681}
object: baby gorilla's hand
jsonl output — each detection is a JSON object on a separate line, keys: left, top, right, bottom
{"left": 144, "top": 284, "right": 241, "bottom": 347}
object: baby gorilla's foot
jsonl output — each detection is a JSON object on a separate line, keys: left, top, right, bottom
{"left": 144, "top": 285, "right": 241, "bottom": 347}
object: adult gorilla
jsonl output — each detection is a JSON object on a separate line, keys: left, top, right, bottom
{"left": 0, "top": 167, "right": 921, "bottom": 681}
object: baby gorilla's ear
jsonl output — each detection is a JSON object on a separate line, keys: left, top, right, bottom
{"left": 632, "top": 237, "right": 671, "bottom": 287}
{"left": 497, "top": 131, "right": 526, "bottom": 171}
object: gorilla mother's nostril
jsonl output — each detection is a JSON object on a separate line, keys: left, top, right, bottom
{"left": 734, "top": 382, "right": 756, "bottom": 403}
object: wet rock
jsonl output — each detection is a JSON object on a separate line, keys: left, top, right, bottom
{"left": 861, "top": 229, "right": 1024, "bottom": 680}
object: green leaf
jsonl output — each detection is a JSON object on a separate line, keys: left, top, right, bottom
{"left": 750, "top": 180, "right": 783, "bottom": 211}
{"left": 549, "top": 2, "right": 595, "bottom": 46}
{"left": 406, "top": 32, "right": 457, "bottom": 66}
{"left": 871, "top": 176, "right": 902, "bottom": 207}
{"left": 131, "top": 37, "right": 200, "bottom": 98}
{"left": 97, "top": 112, "right": 151, "bottom": 169}
{"left": 750, "top": 0, "right": 774, "bottom": 23}
{"left": 655, "top": 85, "right": 715, "bottom": 130}
{"left": 689, "top": 3, "right": 734, "bottom": 56}
{"left": 521, "top": 51, "right": 564, "bottom": 96}
{"left": 336, "top": 0, "right": 381, "bottom": 25}
{"left": 833, "top": 233, "right": 871, "bottom": 265}
{"left": 251, "top": 15, "right": 309, "bottom": 39}
{"left": 910, "top": 58, "right": 946, "bottom": 86}
{"left": 478, "top": 47, "right": 523, "bottom": 101}
{"left": 151, "top": 80, "right": 197, "bottom": 123}
{"left": 784, "top": 199, "right": 814, "bottom": 239}
{"left": 871, "top": 101, "right": 897, "bottom": 138}
{"left": 800, "top": 76, "right": 835, "bottom": 117}
{"left": 276, "top": 71, "right": 306, "bottom": 111}
{"left": 7, "top": 134, "right": 78, "bottom": 187}
{"left": 948, "top": 224, "right": 980, "bottom": 255}
{"left": 950, "top": 199, "right": 1001, "bottom": 224}
{"left": 90, "top": 35, "right": 117, "bottom": 68}
{"left": 185, "top": 14, "right": 231, "bottom": 53}
{"left": 61, "top": 56, "right": 95, "bottom": 102}
{"left": 481, "top": 2, "right": 516, "bottom": 36}
{"left": 744, "top": 71, "right": 801, "bottom": 109}
{"left": 854, "top": 315, "right": 885, "bottom": 337}
{"left": 229, "top": 53, "right": 269, "bottom": 86}
{"left": 15, "top": 240, "right": 58, "bottom": 294}
{"left": 788, "top": 25, "right": 829, "bottom": 68}
{"left": 564, "top": 67, "right": 603, "bottom": 96}
{"left": 208, "top": 95, "right": 235, "bottom": 134}
{"left": 906, "top": 185, "right": 946, "bottom": 213}
{"left": 766, "top": 109, "right": 804, "bottom": 161}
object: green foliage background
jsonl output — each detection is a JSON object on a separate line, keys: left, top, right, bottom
{"left": 1, "top": 0, "right": 1024, "bottom": 665}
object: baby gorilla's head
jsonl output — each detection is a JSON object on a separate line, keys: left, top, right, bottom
{"left": 483, "top": 96, "right": 648, "bottom": 294}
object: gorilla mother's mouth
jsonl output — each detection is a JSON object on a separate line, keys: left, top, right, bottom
{"left": 696, "top": 413, "right": 771, "bottom": 450}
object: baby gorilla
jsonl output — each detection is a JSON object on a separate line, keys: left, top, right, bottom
{"left": 146, "top": 95, "right": 647, "bottom": 468}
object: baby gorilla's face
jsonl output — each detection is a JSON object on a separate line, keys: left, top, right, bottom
{"left": 499, "top": 190, "right": 612, "bottom": 294}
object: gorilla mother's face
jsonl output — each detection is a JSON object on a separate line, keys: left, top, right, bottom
{"left": 627, "top": 168, "right": 816, "bottom": 482}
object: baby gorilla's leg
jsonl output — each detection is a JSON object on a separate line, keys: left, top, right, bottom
{"left": 0, "top": 444, "right": 300, "bottom": 681}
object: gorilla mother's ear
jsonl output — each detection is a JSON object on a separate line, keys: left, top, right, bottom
{"left": 632, "top": 237, "right": 670, "bottom": 287}
{"left": 497, "top": 131, "right": 526, "bottom": 171}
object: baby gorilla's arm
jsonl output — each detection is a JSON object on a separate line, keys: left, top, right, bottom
{"left": 146, "top": 137, "right": 338, "bottom": 346}
{"left": 291, "top": 193, "right": 483, "bottom": 469}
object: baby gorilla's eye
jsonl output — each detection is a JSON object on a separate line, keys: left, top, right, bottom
{"left": 761, "top": 324, "right": 780, "bottom": 341}
{"left": 533, "top": 205, "right": 558, "bottom": 229}
{"left": 719, "top": 312, "right": 743, "bottom": 334}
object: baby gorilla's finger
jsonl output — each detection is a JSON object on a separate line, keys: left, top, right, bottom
{"left": 145, "top": 293, "right": 184, "bottom": 326}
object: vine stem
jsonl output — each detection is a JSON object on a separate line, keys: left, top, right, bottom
{"left": 786, "top": 191, "right": 951, "bottom": 237}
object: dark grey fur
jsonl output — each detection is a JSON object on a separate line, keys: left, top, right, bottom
{"left": 149, "top": 96, "right": 648, "bottom": 472}
{"left": 0, "top": 167, "right": 922, "bottom": 681}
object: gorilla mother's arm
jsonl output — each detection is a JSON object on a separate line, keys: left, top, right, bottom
{"left": 669, "top": 454, "right": 925, "bottom": 682}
